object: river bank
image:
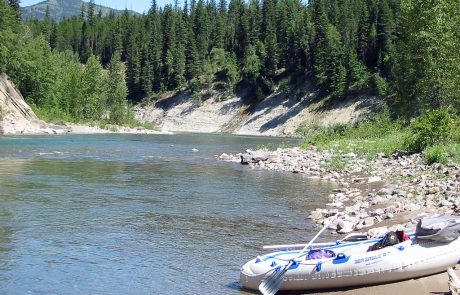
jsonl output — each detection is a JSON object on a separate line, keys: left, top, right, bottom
{"left": 219, "top": 147, "right": 460, "bottom": 236}
{"left": 1, "top": 73, "right": 171, "bottom": 136}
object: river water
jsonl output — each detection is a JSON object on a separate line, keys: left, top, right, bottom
{"left": 0, "top": 133, "right": 335, "bottom": 294}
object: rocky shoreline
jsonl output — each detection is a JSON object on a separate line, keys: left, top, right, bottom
{"left": 219, "top": 147, "right": 460, "bottom": 238}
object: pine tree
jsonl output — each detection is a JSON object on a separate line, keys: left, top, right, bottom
{"left": 261, "top": 0, "right": 277, "bottom": 79}
{"left": 0, "top": 0, "right": 19, "bottom": 71}
{"left": 79, "top": 21, "right": 90, "bottom": 63}
{"left": 376, "top": 0, "right": 395, "bottom": 77}
{"left": 87, "top": 0, "right": 96, "bottom": 24}
{"left": 7, "top": 0, "right": 21, "bottom": 19}
{"left": 242, "top": 44, "right": 261, "bottom": 84}
{"left": 326, "top": 24, "right": 347, "bottom": 98}
{"left": 312, "top": 10, "right": 329, "bottom": 87}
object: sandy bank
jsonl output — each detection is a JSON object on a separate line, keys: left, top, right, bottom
{"left": 134, "top": 87, "right": 381, "bottom": 137}
{"left": 313, "top": 268, "right": 458, "bottom": 295}
{"left": 64, "top": 123, "right": 172, "bottom": 135}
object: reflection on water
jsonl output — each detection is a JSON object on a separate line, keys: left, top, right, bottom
{"left": 0, "top": 134, "right": 335, "bottom": 294}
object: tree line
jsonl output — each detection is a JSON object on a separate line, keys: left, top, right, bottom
{"left": 1, "top": 0, "right": 459, "bottom": 124}
{"left": 1, "top": 0, "right": 131, "bottom": 124}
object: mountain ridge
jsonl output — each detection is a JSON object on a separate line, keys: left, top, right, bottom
{"left": 21, "top": 0, "right": 140, "bottom": 20}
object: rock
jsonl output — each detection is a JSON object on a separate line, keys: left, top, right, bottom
{"left": 0, "top": 73, "right": 49, "bottom": 134}
{"left": 428, "top": 186, "right": 441, "bottom": 194}
{"left": 354, "top": 222, "right": 364, "bottom": 230}
{"left": 369, "top": 196, "right": 386, "bottom": 205}
{"left": 326, "top": 201, "right": 344, "bottom": 208}
{"left": 336, "top": 220, "right": 354, "bottom": 234}
{"left": 367, "top": 226, "right": 388, "bottom": 238}
{"left": 368, "top": 176, "right": 382, "bottom": 183}
{"left": 219, "top": 153, "right": 230, "bottom": 160}
{"left": 252, "top": 153, "right": 268, "bottom": 163}
{"left": 388, "top": 224, "right": 405, "bottom": 232}
{"left": 240, "top": 154, "right": 251, "bottom": 165}
{"left": 385, "top": 212, "right": 394, "bottom": 219}
{"left": 309, "top": 211, "right": 323, "bottom": 220}
{"left": 372, "top": 208, "right": 385, "bottom": 217}
{"left": 439, "top": 199, "right": 452, "bottom": 207}
{"left": 377, "top": 188, "right": 392, "bottom": 196}
{"left": 363, "top": 217, "right": 375, "bottom": 227}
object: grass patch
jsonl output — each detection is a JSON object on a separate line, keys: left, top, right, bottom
{"left": 306, "top": 131, "right": 408, "bottom": 158}
{"left": 298, "top": 107, "right": 407, "bottom": 158}
{"left": 256, "top": 141, "right": 296, "bottom": 151}
{"left": 327, "top": 154, "right": 348, "bottom": 172}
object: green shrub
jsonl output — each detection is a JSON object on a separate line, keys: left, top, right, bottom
{"left": 445, "top": 144, "right": 460, "bottom": 163}
{"left": 142, "top": 122, "right": 157, "bottom": 130}
{"left": 424, "top": 145, "right": 448, "bottom": 165}
{"left": 404, "top": 107, "right": 456, "bottom": 152}
{"left": 330, "top": 154, "right": 347, "bottom": 172}
{"left": 191, "top": 79, "right": 202, "bottom": 104}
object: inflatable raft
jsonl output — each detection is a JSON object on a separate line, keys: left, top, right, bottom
{"left": 240, "top": 216, "right": 460, "bottom": 292}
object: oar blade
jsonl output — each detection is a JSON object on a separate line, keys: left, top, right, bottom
{"left": 258, "top": 266, "right": 288, "bottom": 295}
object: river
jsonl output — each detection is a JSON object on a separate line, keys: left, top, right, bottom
{"left": 0, "top": 133, "right": 335, "bottom": 294}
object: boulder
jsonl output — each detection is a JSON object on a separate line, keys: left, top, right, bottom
{"left": 367, "top": 226, "right": 388, "bottom": 238}
{"left": 240, "top": 154, "right": 251, "bottom": 165}
{"left": 337, "top": 220, "right": 354, "bottom": 234}
{"left": 368, "top": 176, "right": 382, "bottom": 183}
{"left": 363, "top": 217, "right": 375, "bottom": 227}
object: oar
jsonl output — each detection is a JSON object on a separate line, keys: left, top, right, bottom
{"left": 258, "top": 213, "right": 340, "bottom": 295}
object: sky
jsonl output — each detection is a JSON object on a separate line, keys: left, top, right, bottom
{"left": 20, "top": 0, "right": 173, "bottom": 14}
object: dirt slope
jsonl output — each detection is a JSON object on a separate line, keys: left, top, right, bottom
{"left": 134, "top": 86, "right": 381, "bottom": 137}
{"left": 0, "top": 73, "right": 49, "bottom": 134}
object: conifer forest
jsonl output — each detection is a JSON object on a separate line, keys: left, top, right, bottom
{"left": 1, "top": 0, "right": 460, "bottom": 124}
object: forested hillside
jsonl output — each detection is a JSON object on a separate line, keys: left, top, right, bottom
{"left": 1, "top": 0, "right": 460, "bottom": 125}
{"left": 21, "top": 0, "right": 139, "bottom": 21}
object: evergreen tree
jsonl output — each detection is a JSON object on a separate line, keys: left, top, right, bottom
{"left": 87, "top": 0, "right": 96, "bottom": 23}
{"left": 261, "top": 0, "right": 277, "bottom": 79}
{"left": 7, "top": 0, "right": 21, "bottom": 19}
{"left": 0, "top": 0, "right": 19, "bottom": 71}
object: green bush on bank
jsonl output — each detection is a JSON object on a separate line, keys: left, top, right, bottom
{"left": 297, "top": 106, "right": 460, "bottom": 164}
{"left": 424, "top": 145, "right": 449, "bottom": 165}
{"left": 404, "top": 107, "right": 458, "bottom": 153}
